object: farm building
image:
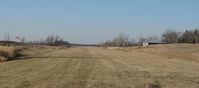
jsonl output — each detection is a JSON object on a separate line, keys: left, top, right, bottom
{"left": 143, "top": 41, "right": 162, "bottom": 46}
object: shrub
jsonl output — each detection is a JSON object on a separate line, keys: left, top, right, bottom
{"left": 148, "top": 80, "right": 162, "bottom": 88}
{"left": 0, "top": 46, "right": 14, "bottom": 58}
{"left": 0, "top": 57, "right": 7, "bottom": 62}
{"left": 0, "top": 46, "right": 23, "bottom": 61}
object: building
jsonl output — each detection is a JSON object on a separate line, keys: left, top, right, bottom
{"left": 143, "top": 41, "right": 162, "bottom": 46}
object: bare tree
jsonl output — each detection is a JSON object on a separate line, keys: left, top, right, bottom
{"left": 113, "top": 33, "right": 129, "bottom": 47}
{"left": 3, "top": 32, "right": 11, "bottom": 46}
{"left": 147, "top": 36, "right": 159, "bottom": 42}
{"left": 161, "top": 30, "right": 178, "bottom": 43}
{"left": 21, "top": 37, "right": 26, "bottom": 43}
{"left": 193, "top": 29, "right": 199, "bottom": 43}
{"left": 46, "top": 35, "right": 55, "bottom": 45}
{"left": 178, "top": 29, "right": 199, "bottom": 43}
{"left": 46, "top": 35, "right": 69, "bottom": 46}
{"left": 102, "top": 40, "right": 113, "bottom": 47}
{"left": 101, "top": 33, "right": 129, "bottom": 47}
{"left": 138, "top": 37, "right": 146, "bottom": 44}
{"left": 129, "top": 38, "right": 137, "bottom": 46}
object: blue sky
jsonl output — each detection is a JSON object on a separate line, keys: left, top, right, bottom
{"left": 0, "top": 0, "right": 199, "bottom": 44}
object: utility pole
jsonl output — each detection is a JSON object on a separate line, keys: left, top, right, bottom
{"left": 4, "top": 32, "right": 10, "bottom": 46}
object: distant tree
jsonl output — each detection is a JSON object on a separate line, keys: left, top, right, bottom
{"left": 54, "top": 35, "right": 61, "bottom": 45}
{"left": 114, "top": 33, "right": 129, "bottom": 47}
{"left": 46, "top": 35, "right": 55, "bottom": 45}
{"left": 178, "top": 29, "right": 199, "bottom": 43}
{"left": 129, "top": 38, "right": 137, "bottom": 45}
{"left": 138, "top": 37, "right": 146, "bottom": 44}
{"left": 147, "top": 36, "right": 160, "bottom": 42}
{"left": 103, "top": 40, "right": 114, "bottom": 47}
{"left": 193, "top": 29, "right": 199, "bottom": 43}
{"left": 161, "top": 30, "right": 178, "bottom": 43}
{"left": 101, "top": 33, "right": 129, "bottom": 47}
{"left": 3, "top": 32, "right": 11, "bottom": 46}
{"left": 46, "top": 35, "right": 69, "bottom": 46}
{"left": 21, "top": 37, "right": 26, "bottom": 43}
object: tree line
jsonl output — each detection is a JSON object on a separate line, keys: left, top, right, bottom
{"left": 101, "top": 28, "right": 199, "bottom": 47}
{"left": 1, "top": 33, "right": 70, "bottom": 46}
{"left": 45, "top": 35, "right": 69, "bottom": 46}
{"left": 162, "top": 29, "right": 199, "bottom": 44}
{"left": 28, "top": 35, "right": 70, "bottom": 46}
{"left": 2, "top": 28, "right": 199, "bottom": 46}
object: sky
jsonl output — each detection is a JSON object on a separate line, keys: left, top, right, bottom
{"left": 0, "top": 0, "right": 199, "bottom": 44}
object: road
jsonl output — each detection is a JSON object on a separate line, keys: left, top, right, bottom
{"left": 0, "top": 47, "right": 199, "bottom": 88}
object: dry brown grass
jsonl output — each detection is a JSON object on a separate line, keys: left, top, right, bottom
{"left": 128, "top": 44, "right": 199, "bottom": 62}
{"left": 0, "top": 46, "right": 15, "bottom": 61}
{"left": 0, "top": 46, "right": 23, "bottom": 61}
{"left": 0, "top": 56, "right": 7, "bottom": 61}
{"left": 0, "top": 44, "right": 199, "bottom": 88}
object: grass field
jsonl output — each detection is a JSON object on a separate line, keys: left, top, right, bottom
{"left": 0, "top": 44, "right": 199, "bottom": 88}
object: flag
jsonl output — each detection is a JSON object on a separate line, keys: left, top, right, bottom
{"left": 16, "top": 35, "right": 21, "bottom": 42}
{"left": 16, "top": 36, "right": 20, "bottom": 40}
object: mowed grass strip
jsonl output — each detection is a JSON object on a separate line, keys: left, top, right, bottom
{"left": 0, "top": 45, "right": 199, "bottom": 88}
